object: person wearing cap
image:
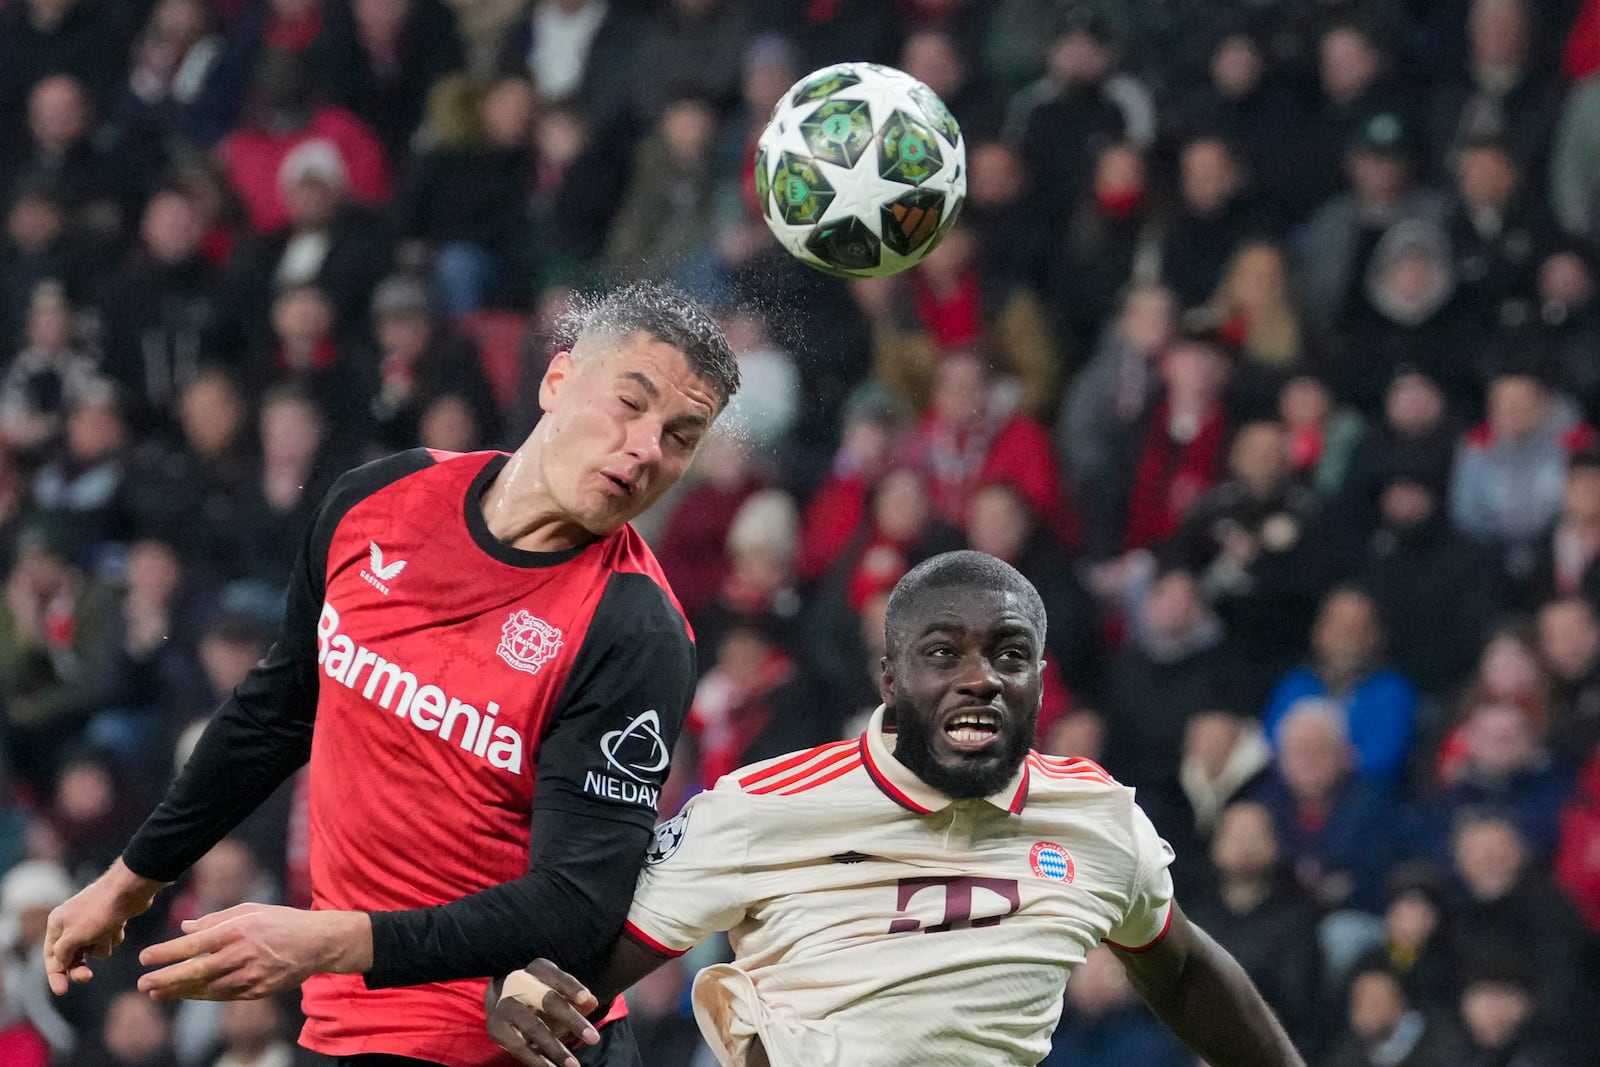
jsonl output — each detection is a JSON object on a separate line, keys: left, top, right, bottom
{"left": 228, "top": 140, "right": 392, "bottom": 345}
{"left": 364, "top": 274, "right": 499, "bottom": 453}
{"left": 1294, "top": 108, "right": 1447, "bottom": 335}
{"left": 216, "top": 52, "right": 390, "bottom": 236}
{"left": 0, "top": 860, "right": 77, "bottom": 1063}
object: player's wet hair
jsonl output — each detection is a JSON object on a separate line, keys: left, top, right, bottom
{"left": 884, "top": 550, "right": 1047, "bottom": 657}
{"left": 568, "top": 281, "right": 741, "bottom": 407}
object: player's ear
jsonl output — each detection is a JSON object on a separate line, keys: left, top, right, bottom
{"left": 878, "top": 655, "right": 895, "bottom": 706}
{"left": 539, "top": 350, "right": 575, "bottom": 414}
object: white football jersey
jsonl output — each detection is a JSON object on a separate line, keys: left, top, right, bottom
{"left": 623, "top": 706, "right": 1175, "bottom": 1066}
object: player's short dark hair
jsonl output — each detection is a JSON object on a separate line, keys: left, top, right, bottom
{"left": 884, "top": 550, "right": 1047, "bottom": 657}
{"left": 568, "top": 281, "right": 740, "bottom": 407}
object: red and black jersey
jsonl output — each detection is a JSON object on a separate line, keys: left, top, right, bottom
{"left": 124, "top": 450, "right": 697, "bottom": 1066}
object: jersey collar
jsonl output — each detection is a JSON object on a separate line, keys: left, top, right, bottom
{"left": 859, "top": 705, "right": 1030, "bottom": 815}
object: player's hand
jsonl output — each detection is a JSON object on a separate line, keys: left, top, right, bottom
{"left": 488, "top": 958, "right": 601, "bottom": 1067}
{"left": 136, "top": 903, "right": 372, "bottom": 1001}
{"left": 44, "top": 858, "right": 165, "bottom": 995}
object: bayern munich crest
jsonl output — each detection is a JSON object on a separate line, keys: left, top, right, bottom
{"left": 497, "top": 610, "right": 564, "bottom": 676}
{"left": 1029, "top": 841, "right": 1075, "bottom": 883}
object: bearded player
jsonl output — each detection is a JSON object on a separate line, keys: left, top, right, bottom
{"left": 488, "top": 551, "right": 1306, "bottom": 1067}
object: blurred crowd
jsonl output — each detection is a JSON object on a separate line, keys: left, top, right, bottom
{"left": 4, "top": 0, "right": 1600, "bottom": 1064}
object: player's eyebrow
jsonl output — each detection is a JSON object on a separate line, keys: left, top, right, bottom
{"left": 624, "top": 370, "right": 712, "bottom": 430}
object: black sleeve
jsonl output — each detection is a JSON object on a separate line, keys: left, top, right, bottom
{"left": 121, "top": 450, "right": 435, "bottom": 883}
{"left": 365, "top": 571, "right": 696, "bottom": 988}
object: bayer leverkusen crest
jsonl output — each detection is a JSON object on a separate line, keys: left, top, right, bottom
{"left": 497, "top": 610, "right": 564, "bottom": 675}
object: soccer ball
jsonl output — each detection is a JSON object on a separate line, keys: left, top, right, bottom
{"left": 754, "top": 62, "right": 966, "bottom": 278}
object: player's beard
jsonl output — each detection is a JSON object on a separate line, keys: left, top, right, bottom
{"left": 888, "top": 695, "right": 1034, "bottom": 800}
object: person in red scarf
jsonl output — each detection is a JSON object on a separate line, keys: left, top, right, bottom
{"left": 1121, "top": 327, "right": 1233, "bottom": 552}
{"left": 904, "top": 350, "right": 1072, "bottom": 541}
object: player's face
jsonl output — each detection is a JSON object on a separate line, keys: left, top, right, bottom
{"left": 537, "top": 334, "right": 718, "bottom": 534}
{"left": 881, "top": 588, "right": 1043, "bottom": 799}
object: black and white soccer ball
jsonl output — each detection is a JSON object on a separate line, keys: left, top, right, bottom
{"left": 754, "top": 62, "right": 966, "bottom": 278}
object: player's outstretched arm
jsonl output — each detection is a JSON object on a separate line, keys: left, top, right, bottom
{"left": 1111, "top": 900, "right": 1306, "bottom": 1067}
{"left": 486, "top": 944, "right": 666, "bottom": 1067}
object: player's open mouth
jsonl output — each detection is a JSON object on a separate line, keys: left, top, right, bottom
{"left": 601, "top": 472, "right": 636, "bottom": 497}
{"left": 943, "top": 708, "right": 1002, "bottom": 752}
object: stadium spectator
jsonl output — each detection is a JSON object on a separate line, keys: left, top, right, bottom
{"left": 1295, "top": 110, "right": 1446, "bottom": 342}
{"left": 99, "top": 189, "right": 227, "bottom": 424}
{"left": 74, "top": 989, "right": 177, "bottom": 1067}
{"left": 1041, "top": 946, "right": 1190, "bottom": 1067}
{"left": 1370, "top": 862, "right": 1460, "bottom": 1015}
{"left": 0, "top": 279, "right": 101, "bottom": 459}
{"left": 1355, "top": 468, "right": 1503, "bottom": 698}
{"left": 227, "top": 138, "right": 393, "bottom": 343}
{"left": 1537, "top": 596, "right": 1600, "bottom": 764}
{"left": 1429, "top": 0, "right": 1561, "bottom": 179}
{"left": 1447, "top": 811, "right": 1593, "bottom": 1051}
{"left": 397, "top": 73, "right": 535, "bottom": 318}
{"left": 1321, "top": 958, "right": 1468, "bottom": 1067}
{"left": 0, "top": 515, "right": 117, "bottom": 796}
{"left": 32, "top": 382, "right": 131, "bottom": 549}
{"left": 1530, "top": 243, "right": 1600, "bottom": 422}
{"left": 216, "top": 51, "right": 391, "bottom": 236}
{"left": 207, "top": 997, "right": 295, "bottom": 1067}
{"left": 0, "top": 0, "right": 127, "bottom": 132}
{"left": 0, "top": 859, "right": 76, "bottom": 1062}
{"left": 1254, "top": 699, "right": 1407, "bottom": 918}
{"left": 656, "top": 433, "right": 769, "bottom": 618}
{"left": 1445, "top": 138, "right": 1555, "bottom": 334}
{"left": 963, "top": 140, "right": 1050, "bottom": 294}
{"left": 1201, "top": 242, "right": 1313, "bottom": 410}
{"left": 1263, "top": 586, "right": 1418, "bottom": 788}
{"left": 1056, "top": 282, "right": 1171, "bottom": 555}
{"left": 1119, "top": 328, "right": 1231, "bottom": 551}
{"left": 112, "top": 0, "right": 226, "bottom": 189}
{"left": 318, "top": 0, "right": 465, "bottom": 160}
{"left": 1167, "top": 420, "right": 1332, "bottom": 691}
{"left": 227, "top": 387, "right": 338, "bottom": 589}
{"left": 1047, "top": 140, "right": 1158, "bottom": 354}
{"left": 1423, "top": 700, "right": 1571, "bottom": 862}
{"left": 11, "top": 75, "right": 126, "bottom": 246}
{"left": 1456, "top": 966, "right": 1567, "bottom": 1067}
{"left": 362, "top": 275, "right": 498, "bottom": 453}
{"left": 1451, "top": 365, "right": 1598, "bottom": 582}
{"left": 1555, "top": 746, "right": 1600, "bottom": 934}
{"left": 1006, "top": 13, "right": 1140, "bottom": 222}
{"left": 1101, "top": 566, "right": 1249, "bottom": 790}
{"left": 1186, "top": 800, "right": 1322, "bottom": 1049}
{"left": 869, "top": 225, "right": 1060, "bottom": 420}
{"left": 496, "top": 0, "right": 641, "bottom": 127}
{"left": 1277, "top": 374, "right": 1364, "bottom": 498}
{"left": 1159, "top": 134, "right": 1264, "bottom": 309}
{"left": 904, "top": 350, "right": 1064, "bottom": 534}
{"left": 606, "top": 90, "right": 723, "bottom": 281}
{"left": 1332, "top": 367, "right": 1458, "bottom": 566}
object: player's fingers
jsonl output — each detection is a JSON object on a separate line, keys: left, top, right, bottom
{"left": 538, "top": 989, "right": 600, "bottom": 1047}
{"left": 502, "top": 1001, "right": 580, "bottom": 1067}
{"left": 136, "top": 952, "right": 232, "bottom": 998}
{"left": 180, "top": 903, "right": 259, "bottom": 934}
{"left": 530, "top": 958, "right": 599, "bottom": 1017}
{"left": 488, "top": 1009, "right": 566, "bottom": 1067}
{"left": 138, "top": 926, "right": 226, "bottom": 967}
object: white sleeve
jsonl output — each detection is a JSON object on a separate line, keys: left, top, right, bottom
{"left": 1103, "top": 802, "right": 1176, "bottom": 952}
{"left": 622, "top": 784, "right": 751, "bottom": 956}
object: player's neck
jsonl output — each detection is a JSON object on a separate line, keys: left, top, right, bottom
{"left": 480, "top": 444, "right": 598, "bottom": 553}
